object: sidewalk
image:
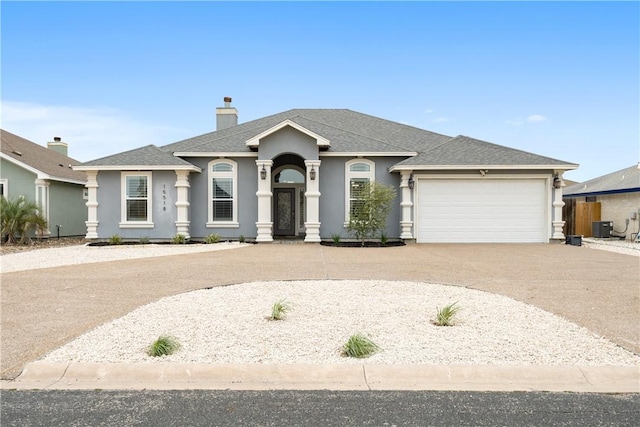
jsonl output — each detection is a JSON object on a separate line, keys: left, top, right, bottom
{"left": 4, "top": 362, "right": 638, "bottom": 393}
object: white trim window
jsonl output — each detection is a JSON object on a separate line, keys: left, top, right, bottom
{"left": 207, "top": 159, "right": 238, "bottom": 227}
{"left": 120, "top": 172, "right": 153, "bottom": 228}
{"left": 345, "top": 159, "right": 375, "bottom": 223}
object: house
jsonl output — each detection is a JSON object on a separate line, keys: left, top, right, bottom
{"left": 563, "top": 164, "right": 640, "bottom": 241}
{"left": 1, "top": 130, "right": 88, "bottom": 237}
{"left": 73, "top": 98, "right": 578, "bottom": 243}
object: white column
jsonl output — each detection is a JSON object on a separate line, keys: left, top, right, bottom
{"left": 399, "top": 171, "right": 414, "bottom": 240}
{"left": 34, "top": 178, "right": 51, "bottom": 237}
{"left": 304, "top": 160, "right": 321, "bottom": 242}
{"left": 175, "top": 170, "right": 191, "bottom": 238}
{"left": 85, "top": 170, "right": 99, "bottom": 239}
{"left": 256, "top": 160, "right": 273, "bottom": 242}
{"left": 551, "top": 172, "right": 566, "bottom": 240}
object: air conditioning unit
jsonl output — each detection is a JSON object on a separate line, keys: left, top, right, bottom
{"left": 592, "top": 221, "right": 612, "bottom": 238}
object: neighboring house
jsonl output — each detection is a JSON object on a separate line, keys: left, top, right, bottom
{"left": 563, "top": 164, "right": 640, "bottom": 241}
{"left": 1, "top": 130, "right": 88, "bottom": 237}
{"left": 74, "top": 98, "right": 578, "bottom": 243}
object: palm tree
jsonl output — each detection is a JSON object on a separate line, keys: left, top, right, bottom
{"left": 0, "top": 196, "right": 48, "bottom": 244}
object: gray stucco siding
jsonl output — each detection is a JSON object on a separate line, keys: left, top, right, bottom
{"left": 317, "top": 156, "right": 402, "bottom": 240}
{"left": 258, "top": 127, "right": 320, "bottom": 161}
{"left": 95, "top": 170, "right": 178, "bottom": 240}
{"left": 185, "top": 157, "right": 259, "bottom": 240}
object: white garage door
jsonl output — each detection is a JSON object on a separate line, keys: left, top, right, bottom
{"left": 416, "top": 178, "right": 548, "bottom": 243}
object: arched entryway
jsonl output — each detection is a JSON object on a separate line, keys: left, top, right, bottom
{"left": 272, "top": 154, "right": 307, "bottom": 237}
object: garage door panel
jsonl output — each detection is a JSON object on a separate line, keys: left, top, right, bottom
{"left": 417, "top": 179, "right": 547, "bottom": 243}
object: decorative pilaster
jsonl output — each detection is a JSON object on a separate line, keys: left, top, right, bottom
{"left": 551, "top": 172, "right": 566, "bottom": 240}
{"left": 256, "top": 160, "right": 274, "bottom": 242}
{"left": 399, "top": 171, "right": 414, "bottom": 240}
{"left": 34, "top": 178, "right": 51, "bottom": 237}
{"left": 85, "top": 170, "right": 99, "bottom": 239}
{"left": 304, "top": 160, "right": 321, "bottom": 242}
{"left": 175, "top": 170, "right": 191, "bottom": 238}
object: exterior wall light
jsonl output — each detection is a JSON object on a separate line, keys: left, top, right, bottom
{"left": 309, "top": 165, "right": 316, "bottom": 180}
{"left": 553, "top": 175, "right": 562, "bottom": 189}
{"left": 260, "top": 165, "right": 267, "bottom": 180}
{"left": 408, "top": 175, "right": 415, "bottom": 189}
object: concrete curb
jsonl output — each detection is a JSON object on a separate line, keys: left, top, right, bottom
{"left": 2, "top": 362, "right": 638, "bottom": 393}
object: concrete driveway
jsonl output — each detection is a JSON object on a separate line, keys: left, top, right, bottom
{"left": 1, "top": 243, "right": 638, "bottom": 380}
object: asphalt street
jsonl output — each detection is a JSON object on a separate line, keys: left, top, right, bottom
{"left": 2, "top": 390, "right": 639, "bottom": 426}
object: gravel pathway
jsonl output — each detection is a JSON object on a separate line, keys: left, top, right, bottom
{"left": 44, "top": 280, "right": 640, "bottom": 366}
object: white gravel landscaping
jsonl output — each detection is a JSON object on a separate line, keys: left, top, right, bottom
{"left": 43, "top": 280, "right": 640, "bottom": 366}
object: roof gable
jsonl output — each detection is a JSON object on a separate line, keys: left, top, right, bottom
{"left": 1, "top": 129, "right": 87, "bottom": 183}
{"left": 246, "top": 119, "right": 330, "bottom": 148}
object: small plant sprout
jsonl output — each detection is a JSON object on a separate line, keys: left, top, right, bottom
{"left": 204, "top": 233, "right": 221, "bottom": 244}
{"left": 270, "top": 299, "right": 292, "bottom": 321}
{"left": 342, "top": 333, "right": 380, "bottom": 358}
{"left": 331, "top": 233, "right": 342, "bottom": 245}
{"left": 239, "top": 235, "right": 245, "bottom": 243}
{"left": 139, "top": 236, "right": 150, "bottom": 244}
{"left": 433, "top": 302, "right": 461, "bottom": 326}
{"left": 147, "top": 335, "right": 181, "bottom": 357}
{"left": 109, "top": 234, "right": 122, "bottom": 245}
{"left": 172, "top": 233, "right": 186, "bottom": 244}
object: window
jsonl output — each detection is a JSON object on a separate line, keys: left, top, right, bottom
{"left": 345, "top": 159, "right": 375, "bottom": 223}
{"left": 120, "top": 172, "right": 153, "bottom": 227}
{"left": 208, "top": 159, "right": 238, "bottom": 227}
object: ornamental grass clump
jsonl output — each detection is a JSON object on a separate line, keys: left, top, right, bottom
{"left": 204, "top": 233, "right": 221, "bottom": 244}
{"left": 342, "top": 333, "right": 380, "bottom": 358}
{"left": 269, "top": 299, "right": 291, "bottom": 321}
{"left": 433, "top": 302, "right": 461, "bottom": 326}
{"left": 147, "top": 335, "right": 181, "bottom": 357}
{"left": 171, "top": 233, "right": 186, "bottom": 244}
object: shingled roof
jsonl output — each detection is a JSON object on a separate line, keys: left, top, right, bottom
{"left": 391, "top": 135, "right": 576, "bottom": 169}
{"left": 77, "top": 108, "right": 577, "bottom": 170}
{"left": 564, "top": 164, "right": 640, "bottom": 196}
{"left": 77, "top": 144, "right": 200, "bottom": 170}
{"left": 1, "top": 129, "right": 87, "bottom": 183}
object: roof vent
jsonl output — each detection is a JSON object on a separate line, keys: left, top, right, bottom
{"left": 12, "top": 150, "right": 23, "bottom": 156}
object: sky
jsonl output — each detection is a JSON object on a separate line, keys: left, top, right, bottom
{"left": 2, "top": 1, "right": 638, "bottom": 182}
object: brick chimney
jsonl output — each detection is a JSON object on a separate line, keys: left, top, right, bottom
{"left": 216, "top": 97, "right": 238, "bottom": 130}
{"left": 47, "top": 137, "right": 68, "bottom": 156}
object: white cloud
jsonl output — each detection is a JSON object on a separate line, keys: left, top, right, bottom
{"left": 506, "top": 114, "right": 547, "bottom": 127}
{"left": 423, "top": 109, "right": 434, "bottom": 114}
{"left": 526, "top": 114, "right": 547, "bottom": 123}
{"left": 1, "top": 101, "right": 188, "bottom": 162}
{"left": 432, "top": 117, "right": 449, "bottom": 123}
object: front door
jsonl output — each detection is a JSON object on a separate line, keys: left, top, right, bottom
{"left": 274, "top": 188, "right": 296, "bottom": 236}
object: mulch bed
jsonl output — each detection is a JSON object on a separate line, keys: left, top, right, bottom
{"left": 0, "top": 237, "right": 88, "bottom": 255}
{"left": 320, "top": 241, "right": 405, "bottom": 248}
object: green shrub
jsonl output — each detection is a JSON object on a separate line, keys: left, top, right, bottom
{"left": 270, "top": 299, "right": 291, "bottom": 321}
{"left": 342, "top": 333, "right": 379, "bottom": 358}
{"left": 0, "top": 196, "right": 48, "bottom": 244}
{"left": 347, "top": 181, "right": 396, "bottom": 246}
{"left": 139, "top": 236, "right": 150, "bottom": 244}
{"left": 331, "top": 233, "right": 341, "bottom": 245}
{"left": 147, "top": 335, "right": 181, "bottom": 357}
{"left": 434, "top": 302, "right": 461, "bottom": 326}
{"left": 239, "top": 235, "right": 245, "bottom": 243}
{"left": 109, "top": 234, "right": 122, "bottom": 245}
{"left": 172, "top": 233, "right": 186, "bottom": 244}
{"left": 204, "top": 233, "right": 221, "bottom": 244}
